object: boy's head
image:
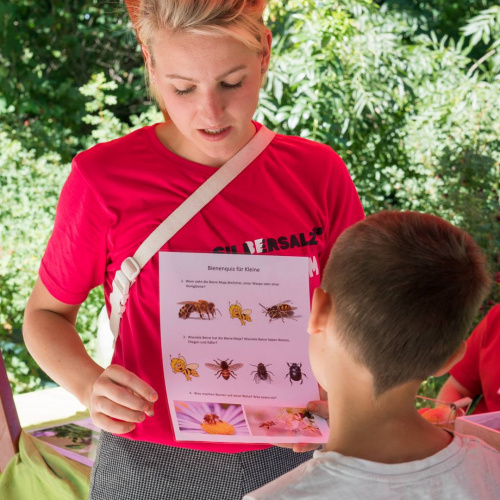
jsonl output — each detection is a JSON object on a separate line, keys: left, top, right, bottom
{"left": 312, "top": 210, "right": 491, "bottom": 397}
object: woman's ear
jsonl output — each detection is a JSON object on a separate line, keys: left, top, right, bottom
{"left": 260, "top": 29, "right": 272, "bottom": 73}
{"left": 141, "top": 45, "right": 154, "bottom": 80}
{"left": 308, "top": 288, "right": 332, "bottom": 335}
{"left": 434, "top": 341, "right": 467, "bottom": 377}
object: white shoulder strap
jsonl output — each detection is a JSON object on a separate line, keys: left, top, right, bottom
{"left": 109, "top": 125, "right": 276, "bottom": 340}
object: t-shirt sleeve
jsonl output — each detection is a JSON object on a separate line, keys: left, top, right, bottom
{"left": 39, "top": 159, "right": 112, "bottom": 304}
{"left": 449, "top": 314, "right": 486, "bottom": 396}
{"left": 319, "top": 151, "right": 365, "bottom": 272}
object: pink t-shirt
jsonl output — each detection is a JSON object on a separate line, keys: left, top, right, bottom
{"left": 40, "top": 122, "right": 364, "bottom": 453}
{"left": 450, "top": 304, "right": 500, "bottom": 414}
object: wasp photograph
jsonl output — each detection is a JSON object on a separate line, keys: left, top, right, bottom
{"left": 244, "top": 405, "right": 323, "bottom": 439}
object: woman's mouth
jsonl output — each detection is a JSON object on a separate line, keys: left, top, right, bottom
{"left": 198, "top": 126, "right": 232, "bottom": 141}
{"left": 204, "top": 127, "right": 226, "bottom": 134}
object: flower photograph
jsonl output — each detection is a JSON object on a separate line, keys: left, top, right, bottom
{"left": 173, "top": 401, "right": 250, "bottom": 436}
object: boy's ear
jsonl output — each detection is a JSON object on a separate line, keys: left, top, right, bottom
{"left": 308, "top": 288, "right": 332, "bottom": 335}
{"left": 433, "top": 341, "right": 467, "bottom": 377}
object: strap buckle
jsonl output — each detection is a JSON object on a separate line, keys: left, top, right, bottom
{"left": 121, "top": 256, "right": 141, "bottom": 283}
{"left": 110, "top": 257, "right": 141, "bottom": 318}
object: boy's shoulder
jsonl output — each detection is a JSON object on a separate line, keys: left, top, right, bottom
{"left": 447, "top": 433, "right": 500, "bottom": 495}
{"left": 242, "top": 454, "right": 327, "bottom": 500}
{"left": 245, "top": 434, "right": 500, "bottom": 500}
{"left": 456, "top": 431, "right": 500, "bottom": 461}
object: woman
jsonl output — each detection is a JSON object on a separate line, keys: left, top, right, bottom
{"left": 438, "top": 304, "right": 500, "bottom": 414}
{"left": 23, "top": 1, "right": 364, "bottom": 498}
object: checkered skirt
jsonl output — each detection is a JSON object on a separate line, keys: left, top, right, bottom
{"left": 89, "top": 431, "right": 312, "bottom": 500}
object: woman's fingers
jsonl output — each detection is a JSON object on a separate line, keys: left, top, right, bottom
{"left": 275, "top": 399, "right": 329, "bottom": 452}
{"left": 94, "top": 374, "right": 155, "bottom": 414}
{"left": 89, "top": 364, "right": 158, "bottom": 432}
{"left": 91, "top": 410, "right": 139, "bottom": 434}
{"left": 99, "top": 364, "right": 158, "bottom": 404}
{"left": 292, "top": 443, "right": 321, "bottom": 453}
{"left": 275, "top": 442, "right": 321, "bottom": 453}
{"left": 92, "top": 392, "right": 147, "bottom": 421}
{"left": 307, "top": 400, "right": 329, "bottom": 420}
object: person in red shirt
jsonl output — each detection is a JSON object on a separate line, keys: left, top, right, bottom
{"left": 22, "top": 1, "right": 364, "bottom": 498}
{"left": 438, "top": 304, "right": 500, "bottom": 413}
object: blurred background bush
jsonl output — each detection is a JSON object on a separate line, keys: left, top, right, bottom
{"left": 0, "top": 0, "right": 498, "bottom": 396}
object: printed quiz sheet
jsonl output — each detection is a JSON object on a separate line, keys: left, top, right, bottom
{"left": 159, "top": 252, "right": 329, "bottom": 443}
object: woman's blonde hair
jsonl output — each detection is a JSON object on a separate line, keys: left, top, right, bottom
{"left": 134, "top": 0, "right": 268, "bottom": 111}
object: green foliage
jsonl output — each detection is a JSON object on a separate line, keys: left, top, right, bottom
{"left": 417, "top": 375, "right": 448, "bottom": 400}
{"left": 0, "top": 0, "right": 146, "bottom": 162}
{"left": 259, "top": 0, "right": 499, "bottom": 309}
{"left": 79, "top": 72, "right": 163, "bottom": 148}
{"left": 0, "top": 128, "right": 104, "bottom": 392}
{"left": 1, "top": 0, "right": 499, "bottom": 398}
{"left": 80, "top": 72, "right": 130, "bottom": 147}
{"left": 0, "top": 131, "right": 63, "bottom": 391}
{"left": 0, "top": 69, "right": 162, "bottom": 393}
{"left": 376, "top": 0, "right": 493, "bottom": 45}
{"left": 461, "top": 6, "right": 500, "bottom": 73}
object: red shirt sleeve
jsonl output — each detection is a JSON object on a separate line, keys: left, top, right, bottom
{"left": 39, "top": 159, "right": 113, "bottom": 304}
{"left": 319, "top": 151, "right": 365, "bottom": 272}
{"left": 449, "top": 313, "right": 487, "bottom": 396}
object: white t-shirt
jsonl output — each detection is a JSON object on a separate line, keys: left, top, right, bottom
{"left": 243, "top": 433, "right": 500, "bottom": 499}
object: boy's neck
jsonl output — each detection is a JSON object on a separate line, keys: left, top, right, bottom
{"left": 324, "top": 374, "right": 453, "bottom": 464}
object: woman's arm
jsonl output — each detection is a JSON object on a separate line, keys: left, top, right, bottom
{"left": 23, "top": 277, "right": 157, "bottom": 433}
{"left": 437, "top": 375, "right": 474, "bottom": 403}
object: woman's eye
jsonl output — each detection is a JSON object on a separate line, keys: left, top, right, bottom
{"left": 174, "top": 87, "right": 194, "bottom": 96}
{"left": 221, "top": 81, "right": 243, "bottom": 89}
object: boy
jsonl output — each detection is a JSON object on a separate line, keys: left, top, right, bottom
{"left": 245, "top": 211, "right": 500, "bottom": 499}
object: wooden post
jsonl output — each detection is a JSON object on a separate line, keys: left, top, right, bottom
{"left": 0, "top": 348, "right": 21, "bottom": 472}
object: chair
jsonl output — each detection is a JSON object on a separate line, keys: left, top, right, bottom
{"left": 0, "top": 347, "right": 92, "bottom": 499}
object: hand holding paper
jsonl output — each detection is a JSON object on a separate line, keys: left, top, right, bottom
{"left": 88, "top": 364, "right": 157, "bottom": 434}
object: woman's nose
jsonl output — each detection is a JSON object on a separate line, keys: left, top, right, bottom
{"left": 200, "top": 91, "right": 225, "bottom": 125}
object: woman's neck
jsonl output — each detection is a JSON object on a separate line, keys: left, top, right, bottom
{"left": 154, "top": 120, "right": 256, "bottom": 167}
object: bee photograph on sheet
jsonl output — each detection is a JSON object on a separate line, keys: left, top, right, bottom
{"left": 159, "top": 252, "right": 329, "bottom": 444}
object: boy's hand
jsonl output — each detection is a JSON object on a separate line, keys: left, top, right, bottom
{"left": 88, "top": 364, "right": 158, "bottom": 434}
{"left": 275, "top": 399, "right": 329, "bottom": 453}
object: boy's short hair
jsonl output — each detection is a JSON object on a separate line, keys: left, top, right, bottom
{"left": 322, "top": 211, "right": 491, "bottom": 396}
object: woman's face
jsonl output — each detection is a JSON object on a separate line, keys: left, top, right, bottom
{"left": 146, "top": 29, "right": 271, "bottom": 167}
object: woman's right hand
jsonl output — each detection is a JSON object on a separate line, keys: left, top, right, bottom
{"left": 88, "top": 364, "right": 158, "bottom": 434}
{"left": 24, "top": 278, "right": 159, "bottom": 435}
